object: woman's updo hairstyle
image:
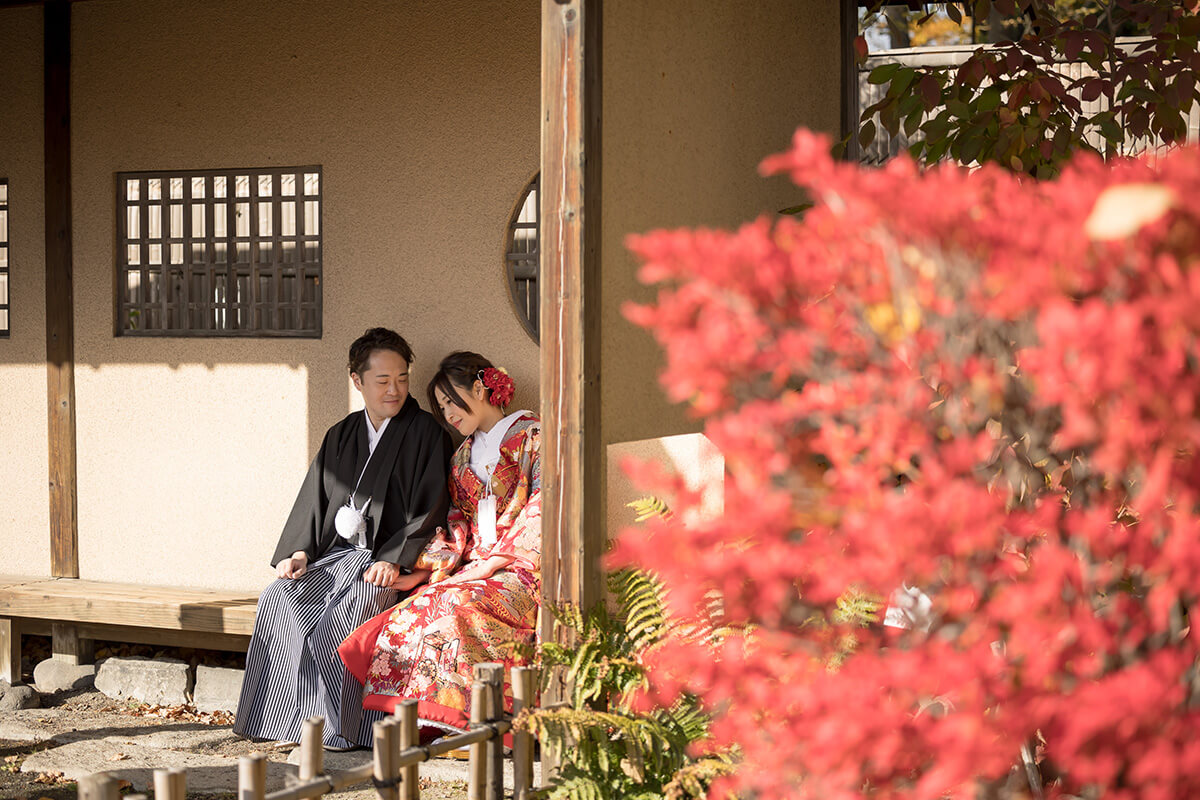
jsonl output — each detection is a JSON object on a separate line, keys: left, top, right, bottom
{"left": 427, "top": 351, "right": 495, "bottom": 432}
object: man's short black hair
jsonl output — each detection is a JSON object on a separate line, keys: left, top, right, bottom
{"left": 348, "top": 328, "right": 414, "bottom": 375}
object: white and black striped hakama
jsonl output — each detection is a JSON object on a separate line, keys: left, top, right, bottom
{"left": 233, "top": 546, "right": 397, "bottom": 749}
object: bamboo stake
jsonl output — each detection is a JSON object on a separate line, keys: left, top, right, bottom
{"left": 512, "top": 666, "right": 537, "bottom": 800}
{"left": 299, "top": 716, "right": 325, "bottom": 781}
{"left": 397, "top": 699, "right": 419, "bottom": 800}
{"left": 154, "top": 767, "right": 186, "bottom": 800}
{"left": 373, "top": 718, "right": 399, "bottom": 800}
{"left": 468, "top": 680, "right": 488, "bottom": 800}
{"left": 239, "top": 753, "right": 267, "bottom": 800}
{"left": 478, "top": 663, "right": 504, "bottom": 800}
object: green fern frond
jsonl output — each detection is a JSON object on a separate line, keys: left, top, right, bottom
{"left": 663, "top": 753, "right": 739, "bottom": 800}
{"left": 545, "top": 771, "right": 606, "bottom": 800}
{"left": 832, "top": 587, "right": 882, "bottom": 628}
{"left": 627, "top": 495, "right": 673, "bottom": 522}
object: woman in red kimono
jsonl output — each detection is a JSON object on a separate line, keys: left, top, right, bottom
{"left": 339, "top": 351, "right": 540, "bottom": 733}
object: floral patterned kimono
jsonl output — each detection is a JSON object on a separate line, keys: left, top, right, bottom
{"left": 339, "top": 412, "right": 540, "bottom": 732}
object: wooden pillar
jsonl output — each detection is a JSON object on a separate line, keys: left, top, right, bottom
{"left": 0, "top": 619, "right": 20, "bottom": 684}
{"left": 44, "top": 0, "right": 79, "bottom": 578}
{"left": 539, "top": 0, "right": 603, "bottom": 632}
{"left": 840, "top": 0, "right": 862, "bottom": 162}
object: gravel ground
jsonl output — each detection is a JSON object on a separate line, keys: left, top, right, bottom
{"left": 0, "top": 669, "right": 470, "bottom": 800}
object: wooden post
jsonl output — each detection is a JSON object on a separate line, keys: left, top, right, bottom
{"left": 44, "top": 0, "right": 79, "bottom": 579}
{"left": 0, "top": 619, "right": 20, "bottom": 684}
{"left": 51, "top": 622, "right": 92, "bottom": 665}
{"left": 238, "top": 753, "right": 267, "bottom": 800}
{"left": 373, "top": 719, "right": 398, "bottom": 800}
{"left": 840, "top": 0, "right": 862, "bottom": 162}
{"left": 397, "top": 699, "right": 419, "bottom": 800}
{"left": 511, "top": 666, "right": 537, "bottom": 800}
{"left": 539, "top": 0, "right": 605, "bottom": 637}
{"left": 467, "top": 680, "right": 488, "bottom": 800}
{"left": 154, "top": 767, "right": 186, "bottom": 800}
{"left": 476, "top": 663, "right": 504, "bottom": 800}
{"left": 299, "top": 716, "right": 324, "bottom": 781}
{"left": 78, "top": 774, "right": 120, "bottom": 800}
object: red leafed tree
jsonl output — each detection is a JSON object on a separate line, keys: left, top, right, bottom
{"left": 614, "top": 133, "right": 1200, "bottom": 800}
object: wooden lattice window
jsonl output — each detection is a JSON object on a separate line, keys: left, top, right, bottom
{"left": 116, "top": 167, "right": 322, "bottom": 337}
{"left": 0, "top": 180, "right": 8, "bottom": 337}
{"left": 505, "top": 174, "right": 539, "bottom": 342}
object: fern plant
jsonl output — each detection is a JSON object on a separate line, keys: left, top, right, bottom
{"left": 516, "top": 499, "right": 736, "bottom": 800}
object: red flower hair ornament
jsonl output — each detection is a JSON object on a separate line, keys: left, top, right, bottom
{"left": 478, "top": 367, "right": 515, "bottom": 407}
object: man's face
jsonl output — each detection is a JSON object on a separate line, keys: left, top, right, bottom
{"left": 352, "top": 349, "right": 410, "bottom": 425}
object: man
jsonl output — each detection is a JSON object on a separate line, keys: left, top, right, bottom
{"left": 234, "top": 328, "right": 453, "bottom": 750}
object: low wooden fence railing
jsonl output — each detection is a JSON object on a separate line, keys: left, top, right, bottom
{"left": 74, "top": 663, "right": 541, "bottom": 800}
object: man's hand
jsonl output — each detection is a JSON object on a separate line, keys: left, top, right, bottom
{"left": 276, "top": 551, "right": 309, "bottom": 580}
{"left": 363, "top": 561, "right": 401, "bottom": 587}
{"left": 391, "top": 568, "right": 431, "bottom": 592}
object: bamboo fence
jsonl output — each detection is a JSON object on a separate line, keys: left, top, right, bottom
{"left": 75, "top": 663, "right": 541, "bottom": 800}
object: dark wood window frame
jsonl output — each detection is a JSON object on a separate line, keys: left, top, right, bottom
{"left": 0, "top": 179, "right": 8, "bottom": 337}
{"left": 505, "top": 172, "right": 540, "bottom": 343}
{"left": 115, "top": 166, "right": 323, "bottom": 338}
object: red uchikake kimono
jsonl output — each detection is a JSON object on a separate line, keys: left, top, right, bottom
{"left": 338, "top": 412, "right": 540, "bottom": 733}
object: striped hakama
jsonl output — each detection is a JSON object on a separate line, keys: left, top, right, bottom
{"left": 233, "top": 546, "right": 398, "bottom": 748}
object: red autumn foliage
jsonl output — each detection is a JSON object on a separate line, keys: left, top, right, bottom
{"left": 614, "top": 131, "right": 1200, "bottom": 799}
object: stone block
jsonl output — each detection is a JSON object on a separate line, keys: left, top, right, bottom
{"left": 33, "top": 657, "right": 97, "bottom": 693}
{"left": 95, "top": 657, "right": 192, "bottom": 706}
{"left": 193, "top": 664, "right": 244, "bottom": 713}
{"left": 0, "top": 681, "right": 40, "bottom": 710}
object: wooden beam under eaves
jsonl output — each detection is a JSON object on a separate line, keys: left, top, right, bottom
{"left": 44, "top": 0, "right": 79, "bottom": 578}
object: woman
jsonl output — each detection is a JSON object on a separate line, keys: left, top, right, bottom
{"left": 339, "top": 351, "right": 540, "bottom": 733}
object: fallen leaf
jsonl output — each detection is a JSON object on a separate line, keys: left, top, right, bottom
{"left": 1085, "top": 183, "right": 1176, "bottom": 240}
{"left": 108, "top": 752, "right": 130, "bottom": 761}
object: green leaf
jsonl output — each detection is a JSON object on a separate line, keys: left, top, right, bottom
{"left": 858, "top": 118, "right": 878, "bottom": 150}
{"left": 779, "top": 203, "right": 814, "bottom": 216}
{"left": 868, "top": 63, "right": 901, "bottom": 85}
{"left": 977, "top": 86, "right": 1002, "bottom": 113}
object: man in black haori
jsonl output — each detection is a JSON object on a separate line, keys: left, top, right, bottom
{"left": 234, "top": 328, "right": 453, "bottom": 750}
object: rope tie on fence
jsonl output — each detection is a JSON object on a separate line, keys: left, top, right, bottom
{"left": 470, "top": 719, "right": 512, "bottom": 738}
{"left": 372, "top": 775, "right": 402, "bottom": 790}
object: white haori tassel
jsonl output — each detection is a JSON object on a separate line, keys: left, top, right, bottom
{"left": 335, "top": 498, "right": 369, "bottom": 548}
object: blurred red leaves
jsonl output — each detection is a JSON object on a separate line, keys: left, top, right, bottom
{"left": 613, "top": 131, "right": 1200, "bottom": 799}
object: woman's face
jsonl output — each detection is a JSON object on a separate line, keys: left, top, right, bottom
{"left": 434, "top": 381, "right": 488, "bottom": 436}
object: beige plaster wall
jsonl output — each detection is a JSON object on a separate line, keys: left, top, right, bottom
{"left": 0, "top": 6, "right": 52, "bottom": 577}
{"left": 68, "top": 0, "right": 540, "bottom": 591}
{"left": 600, "top": 1, "right": 842, "bottom": 448}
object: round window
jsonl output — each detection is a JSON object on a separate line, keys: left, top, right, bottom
{"left": 504, "top": 174, "right": 539, "bottom": 342}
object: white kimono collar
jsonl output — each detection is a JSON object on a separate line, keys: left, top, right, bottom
{"left": 469, "top": 410, "right": 532, "bottom": 485}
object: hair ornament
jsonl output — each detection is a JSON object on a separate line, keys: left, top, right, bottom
{"left": 478, "top": 367, "right": 516, "bottom": 407}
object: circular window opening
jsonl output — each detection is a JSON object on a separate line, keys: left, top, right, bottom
{"left": 505, "top": 173, "right": 539, "bottom": 343}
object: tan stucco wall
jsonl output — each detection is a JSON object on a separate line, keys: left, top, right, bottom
{"left": 64, "top": 0, "right": 540, "bottom": 591}
{"left": 599, "top": 1, "right": 842, "bottom": 448}
{"left": 0, "top": 6, "right": 52, "bottom": 577}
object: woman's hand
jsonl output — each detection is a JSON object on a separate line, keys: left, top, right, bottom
{"left": 442, "top": 555, "right": 513, "bottom": 585}
{"left": 276, "top": 551, "right": 309, "bottom": 579}
{"left": 391, "top": 568, "right": 431, "bottom": 592}
{"left": 362, "top": 561, "right": 401, "bottom": 587}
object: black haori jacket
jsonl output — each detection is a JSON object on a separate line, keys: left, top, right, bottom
{"left": 271, "top": 395, "right": 454, "bottom": 570}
